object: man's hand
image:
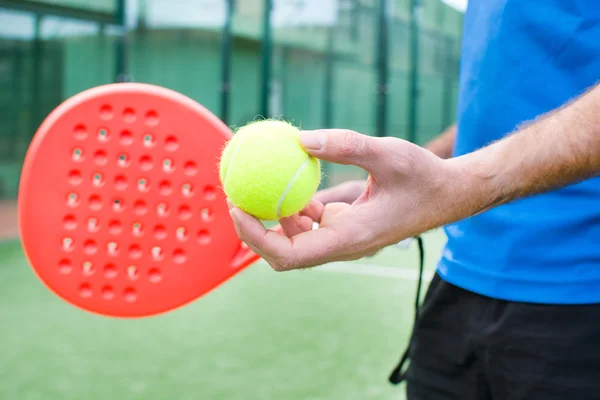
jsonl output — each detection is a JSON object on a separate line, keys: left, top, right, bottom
{"left": 228, "top": 83, "right": 600, "bottom": 272}
{"left": 227, "top": 129, "right": 462, "bottom": 271}
{"left": 292, "top": 124, "right": 456, "bottom": 256}
{"left": 311, "top": 124, "right": 456, "bottom": 208}
{"left": 310, "top": 124, "right": 456, "bottom": 209}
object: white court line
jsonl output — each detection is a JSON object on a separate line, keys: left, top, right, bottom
{"left": 314, "top": 262, "right": 435, "bottom": 281}
{"left": 255, "top": 259, "right": 435, "bottom": 281}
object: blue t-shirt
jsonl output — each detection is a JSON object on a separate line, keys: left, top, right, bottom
{"left": 437, "top": 0, "right": 600, "bottom": 304}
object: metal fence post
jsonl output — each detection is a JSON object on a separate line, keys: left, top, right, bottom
{"left": 220, "top": 0, "right": 235, "bottom": 125}
{"left": 407, "top": 0, "right": 422, "bottom": 143}
{"left": 375, "top": 0, "right": 389, "bottom": 138}
{"left": 259, "top": 0, "right": 273, "bottom": 118}
{"left": 115, "top": 0, "right": 131, "bottom": 82}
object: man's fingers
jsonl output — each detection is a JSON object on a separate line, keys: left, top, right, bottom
{"left": 299, "top": 129, "right": 385, "bottom": 173}
{"left": 319, "top": 202, "right": 351, "bottom": 226}
{"left": 299, "top": 200, "right": 324, "bottom": 221}
{"left": 285, "top": 202, "right": 349, "bottom": 234}
{"left": 229, "top": 205, "right": 367, "bottom": 271}
{"left": 279, "top": 214, "right": 314, "bottom": 237}
{"left": 228, "top": 208, "right": 271, "bottom": 259}
{"left": 278, "top": 200, "right": 323, "bottom": 237}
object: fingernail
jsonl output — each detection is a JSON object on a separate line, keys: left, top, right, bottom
{"left": 226, "top": 198, "right": 233, "bottom": 209}
{"left": 299, "top": 131, "right": 326, "bottom": 150}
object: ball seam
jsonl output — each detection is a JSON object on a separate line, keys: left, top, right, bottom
{"left": 222, "top": 135, "right": 247, "bottom": 189}
{"left": 277, "top": 155, "right": 312, "bottom": 218}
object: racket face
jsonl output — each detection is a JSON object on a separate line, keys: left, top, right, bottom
{"left": 18, "top": 83, "right": 259, "bottom": 318}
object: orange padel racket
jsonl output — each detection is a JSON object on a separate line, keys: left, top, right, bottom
{"left": 18, "top": 83, "right": 266, "bottom": 318}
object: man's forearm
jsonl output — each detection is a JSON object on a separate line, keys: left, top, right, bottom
{"left": 425, "top": 124, "right": 456, "bottom": 159}
{"left": 450, "top": 84, "right": 600, "bottom": 216}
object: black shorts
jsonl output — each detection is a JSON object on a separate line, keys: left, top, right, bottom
{"left": 404, "top": 273, "right": 600, "bottom": 400}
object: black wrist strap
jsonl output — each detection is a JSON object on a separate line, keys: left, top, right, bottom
{"left": 389, "top": 236, "right": 425, "bottom": 385}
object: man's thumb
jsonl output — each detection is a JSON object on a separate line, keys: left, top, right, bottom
{"left": 299, "top": 129, "right": 382, "bottom": 172}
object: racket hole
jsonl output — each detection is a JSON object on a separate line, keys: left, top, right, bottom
{"left": 87, "top": 217, "right": 99, "bottom": 232}
{"left": 107, "top": 241, "right": 119, "bottom": 256}
{"left": 178, "top": 205, "right": 192, "bottom": 220}
{"left": 102, "top": 286, "right": 115, "bottom": 300}
{"left": 108, "top": 220, "right": 122, "bottom": 235}
{"left": 88, "top": 195, "right": 102, "bottom": 210}
{"left": 124, "top": 288, "right": 137, "bottom": 302}
{"left": 62, "top": 237, "right": 74, "bottom": 251}
{"left": 74, "top": 124, "right": 88, "bottom": 140}
{"left": 83, "top": 240, "right": 97, "bottom": 255}
{"left": 176, "top": 226, "right": 188, "bottom": 241}
{"left": 157, "top": 202, "right": 169, "bottom": 217}
{"left": 117, "top": 153, "right": 130, "bottom": 167}
{"left": 134, "top": 200, "right": 148, "bottom": 215}
{"left": 181, "top": 183, "right": 193, "bottom": 197}
{"left": 120, "top": 130, "right": 133, "bottom": 146}
{"left": 162, "top": 158, "right": 174, "bottom": 173}
{"left": 143, "top": 133, "right": 155, "bottom": 147}
{"left": 148, "top": 268, "right": 162, "bottom": 283}
{"left": 173, "top": 249, "right": 187, "bottom": 264}
{"left": 63, "top": 215, "right": 77, "bottom": 230}
{"left": 67, "top": 192, "right": 79, "bottom": 207}
{"left": 104, "top": 264, "right": 117, "bottom": 279}
{"left": 92, "top": 172, "right": 105, "bottom": 187}
{"left": 201, "top": 208, "right": 213, "bottom": 222}
{"left": 159, "top": 180, "right": 172, "bottom": 196}
{"left": 98, "top": 128, "right": 110, "bottom": 142}
{"left": 129, "top": 245, "right": 142, "bottom": 260}
{"left": 140, "top": 155, "right": 153, "bottom": 171}
{"left": 115, "top": 175, "right": 128, "bottom": 190}
{"left": 151, "top": 246, "right": 164, "bottom": 261}
{"left": 123, "top": 107, "right": 136, "bottom": 123}
{"left": 94, "top": 150, "right": 108, "bottom": 166}
{"left": 132, "top": 222, "right": 143, "bottom": 237}
{"left": 165, "top": 136, "right": 178, "bottom": 152}
{"left": 203, "top": 185, "right": 217, "bottom": 200}
{"left": 68, "top": 170, "right": 82, "bottom": 185}
{"left": 79, "top": 283, "right": 92, "bottom": 298}
{"left": 197, "top": 230, "right": 211, "bottom": 245}
{"left": 145, "top": 110, "right": 159, "bottom": 127}
{"left": 127, "top": 265, "right": 139, "bottom": 280}
{"left": 137, "top": 178, "right": 149, "bottom": 192}
{"left": 99, "top": 104, "right": 113, "bottom": 120}
{"left": 82, "top": 261, "right": 95, "bottom": 275}
{"left": 72, "top": 148, "right": 84, "bottom": 162}
{"left": 184, "top": 161, "right": 198, "bottom": 176}
{"left": 112, "top": 198, "right": 124, "bottom": 212}
{"left": 153, "top": 225, "right": 167, "bottom": 240}
{"left": 59, "top": 259, "right": 72, "bottom": 275}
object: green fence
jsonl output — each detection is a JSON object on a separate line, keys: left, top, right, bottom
{"left": 0, "top": 0, "right": 463, "bottom": 198}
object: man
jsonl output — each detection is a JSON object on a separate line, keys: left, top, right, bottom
{"left": 229, "top": 1, "right": 600, "bottom": 398}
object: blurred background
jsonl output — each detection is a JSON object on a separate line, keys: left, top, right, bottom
{"left": 0, "top": 1, "right": 463, "bottom": 399}
{"left": 0, "top": 0, "right": 463, "bottom": 199}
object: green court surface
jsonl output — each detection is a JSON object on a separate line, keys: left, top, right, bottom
{"left": 0, "top": 230, "right": 446, "bottom": 400}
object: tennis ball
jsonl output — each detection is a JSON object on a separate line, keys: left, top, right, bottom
{"left": 219, "top": 120, "right": 321, "bottom": 220}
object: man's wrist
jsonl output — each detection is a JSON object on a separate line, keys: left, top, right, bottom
{"left": 433, "top": 84, "right": 600, "bottom": 225}
{"left": 442, "top": 111, "right": 561, "bottom": 218}
{"left": 443, "top": 149, "right": 504, "bottom": 220}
